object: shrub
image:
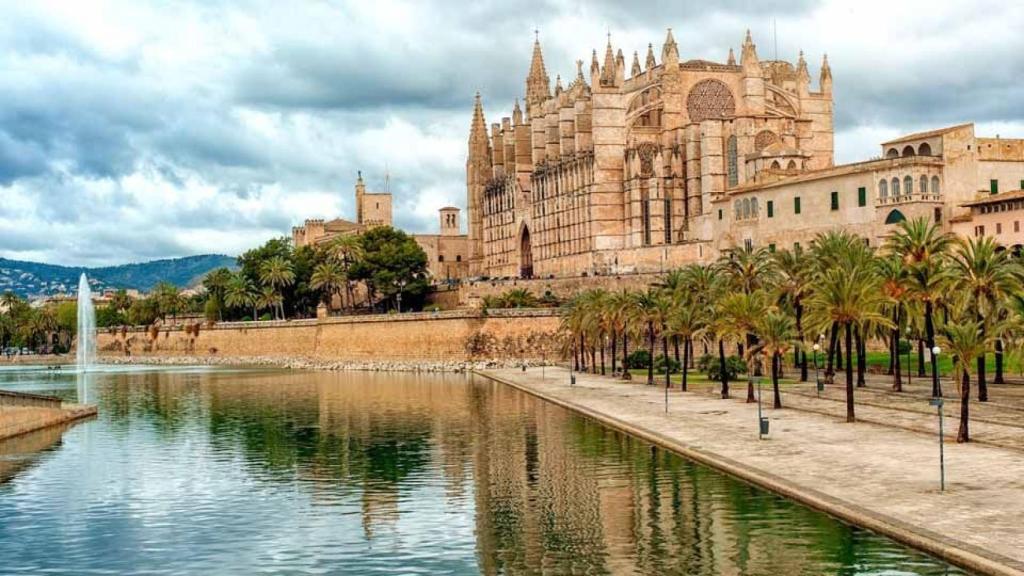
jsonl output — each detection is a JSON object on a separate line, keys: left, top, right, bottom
{"left": 626, "top": 349, "right": 651, "bottom": 369}
{"left": 707, "top": 355, "right": 747, "bottom": 381}
{"left": 897, "top": 339, "right": 912, "bottom": 355}
{"left": 696, "top": 353, "right": 716, "bottom": 372}
{"left": 259, "top": 313, "right": 273, "bottom": 321}
{"left": 654, "top": 354, "right": 681, "bottom": 374}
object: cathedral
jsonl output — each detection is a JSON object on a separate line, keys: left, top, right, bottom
{"left": 466, "top": 29, "right": 1024, "bottom": 279}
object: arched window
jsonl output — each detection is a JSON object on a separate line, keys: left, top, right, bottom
{"left": 902, "top": 145, "right": 916, "bottom": 157}
{"left": 727, "top": 136, "right": 738, "bottom": 187}
{"left": 786, "top": 159, "right": 797, "bottom": 170}
{"left": 886, "top": 148, "right": 899, "bottom": 159}
{"left": 931, "top": 176, "right": 941, "bottom": 195}
{"left": 920, "top": 175, "right": 928, "bottom": 194}
{"left": 742, "top": 198, "right": 751, "bottom": 219}
{"left": 770, "top": 160, "right": 781, "bottom": 170}
{"left": 879, "top": 179, "right": 889, "bottom": 200}
{"left": 734, "top": 200, "right": 741, "bottom": 219}
{"left": 885, "top": 209, "right": 907, "bottom": 224}
{"left": 438, "top": 255, "right": 445, "bottom": 262}
{"left": 891, "top": 177, "right": 900, "bottom": 197}
{"left": 904, "top": 175, "right": 913, "bottom": 196}
{"left": 919, "top": 142, "right": 932, "bottom": 156}
{"left": 751, "top": 198, "right": 759, "bottom": 217}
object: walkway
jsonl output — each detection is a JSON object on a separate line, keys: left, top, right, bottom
{"left": 477, "top": 367, "right": 1024, "bottom": 576}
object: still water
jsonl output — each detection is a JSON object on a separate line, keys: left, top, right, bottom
{"left": 0, "top": 366, "right": 966, "bottom": 575}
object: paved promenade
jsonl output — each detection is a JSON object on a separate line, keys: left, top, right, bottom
{"left": 478, "top": 367, "right": 1024, "bottom": 576}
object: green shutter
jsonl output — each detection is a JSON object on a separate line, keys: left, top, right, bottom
{"left": 991, "top": 179, "right": 999, "bottom": 195}
{"left": 718, "top": 209, "right": 723, "bottom": 220}
{"left": 1020, "top": 179, "right": 1023, "bottom": 190}
{"left": 768, "top": 243, "right": 776, "bottom": 253}
{"left": 858, "top": 187, "right": 866, "bottom": 207}
{"left": 794, "top": 197, "right": 801, "bottom": 214}
{"left": 830, "top": 191, "right": 839, "bottom": 211}
{"left": 767, "top": 200, "right": 774, "bottom": 218}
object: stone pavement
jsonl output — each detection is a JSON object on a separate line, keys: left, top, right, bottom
{"left": 478, "top": 366, "right": 1024, "bottom": 576}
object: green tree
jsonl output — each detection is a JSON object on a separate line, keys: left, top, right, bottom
{"left": 259, "top": 256, "right": 295, "bottom": 320}
{"left": 350, "top": 227, "right": 429, "bottom": 312}
{"left": 755, "top": 312, "right": 796, "bottom": 409}
{"left": 938, "top": 319, "right": 992, "bottom": 443}
{"left": 203, "top": 267, "right": 234, "bottom": 321}
{"left": 225, "top": 273, "right": 258, "bottom": 320}
{"left": 311, "top": 261, "right": 346, "bottom": 310}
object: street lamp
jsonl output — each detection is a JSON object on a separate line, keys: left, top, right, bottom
{"left": 931, "top": 344, "right": 942, "bottom": 397}
{"left": 393, "top": 278, "right": 408, "bottom": 313}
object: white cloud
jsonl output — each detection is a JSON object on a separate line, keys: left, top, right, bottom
{"left": 0, "top": 0, "right": 1020, "bottom": 266}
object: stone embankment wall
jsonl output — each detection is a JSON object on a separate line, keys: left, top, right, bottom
{"left": 97, "top": 309, "right": 564, "bottom": 363}
{"left": 458, "top": 272, "right": 664, "bottom": 307}
{"left": 0, "top": 390, "right": 96, "bottom": 441}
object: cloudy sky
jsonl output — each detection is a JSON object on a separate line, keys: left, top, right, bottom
{"left": 1, "top": 0, "right": 1022, "bottom": 266}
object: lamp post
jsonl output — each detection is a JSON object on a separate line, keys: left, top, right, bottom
{"left": 931, "top": 342, "right": 942, "bottom": 398}
{"left": 756, "top": 377, "right": 769, "bottom": 439}
{"left": 929, "top": 344, "right": 945, "bottom": 491}
{"left": 393, "top": 278, "right": 408, "bottom": 313}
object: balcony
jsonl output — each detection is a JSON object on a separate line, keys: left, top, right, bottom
{"left": 876, "top": 193, "right": 943, "bottom": 207}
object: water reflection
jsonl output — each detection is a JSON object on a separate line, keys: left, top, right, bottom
{"left": 0, "top": 368, "right": 965, "bottom": 575}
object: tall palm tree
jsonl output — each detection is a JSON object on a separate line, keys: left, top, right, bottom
{"left": 950, "top": 236, "right": 1020, "bottom": 401}
{"left": 681, "top": 263, "right": 723, "bottom": 363}
{"left": 631, "top": 289, "right": 670, "bottom": 386}
{"left": 606, "top": 290, "right": 632, "bottom": 376}
{"left": 256, "top": 286, "right": 282, "bottom": 320}
{"left": 310, "top": 261, "right": 346, "bottom": 311}
{"left": 667, "top": 295, "right": 707, "bottom": 392}
{"left": 325, "top": 235, "right": 364, "bottom": 309}
{"left": 774, "top": 246, "right": 812, "bottom": 381}
{"left": 886, "top": 218, "right": 954, "bottom": 397}
{"left": 806, "top": 264, "right": 890, "bottom": 422}
{"left": 939, "top": 319, "right": 992, "bottom": 443}
{"left": 203, "top": 268, "right": 233, "bottom": 321}
{"left": 259, "top": 256, "right": 295, "bottom": 320}
{"left": 718, "top": 290, "right": 773, "bottom": 402}
{"left": 876, "top": 256, "right": 909, "bottom": 391}
{"left": 756, "top": 311, "right": 796, "bottom": 409}
{"left": 225, "top": 273, "right": 258, "bottom": 320}
{"left": 717, "top": 245, "right": 778, "bottom": 295}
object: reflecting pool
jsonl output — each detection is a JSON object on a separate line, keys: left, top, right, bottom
{"left": 0, "top": 367, "right": 967, "bottom": 575}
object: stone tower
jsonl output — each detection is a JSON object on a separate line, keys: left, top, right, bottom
{"left": 354, "top": 171, "right": 366, "bottom": 224}
{"left": 439, "top": 207, "right": 461, "bottom": 236}
{"left": 466, "top": 93, "right": 491, "bottom": 275}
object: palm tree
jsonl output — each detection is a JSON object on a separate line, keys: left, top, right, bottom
{"left": 325, "top": 235, "right": 364, "bottom": 309}
{"left": 775, "top": 246, "right": 812, "bottom": 381}
{"left": 805, "top": 264, "right": 890, "bottom": 422}
{"left": 950, "top": 236, "right": 1020, "bottom": 401}
{"left": 718, "top": 290, "right": 773, "bottom": 402}
{"left": 667, "top": 295, "right": 707, "bottom": 392}
{"left": 502, "top": 288, "right": 540, "bottom": 308}
{"left": 631, "top": 289, "right": 670, "bottom": 386}
{"left": 939, "top": 319, "right": 991, "bottom": 443}
{"left": 876, "top": 256, "right": 909, "bottom": 391}
{"left": 259, "top": 256, "right": 295, "bottom": 320}
{"left": 203, "top": 268, "right": 233, "bottom": 321}
{"left": 225, "top": 273, "right": 258, "bottom": 320}
{"left": 886, "top": 218, "right": 954, "bottom": 397}
{"left": 256, "top": 286, "right": 282, "bottom": 320}
{"left": 756, "top": 311, "right": 796, "bottom": 409}
{"left": 717, "top": 245, "right": 777, "bottom": 295}
{"left": 606, "top": 290, "right": 632, "bottom": 376}
{"left": 310, "top": 262, "right": 345, "bottom": 311}
{"left": 680, "top": 263, "right": 723, "bottom": 364}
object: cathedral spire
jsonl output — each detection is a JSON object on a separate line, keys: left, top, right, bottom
{"left": 555, "top": 74, "right": 563, "bottom": 95}
{"left": 820, "top": 53, "right": 833, "bottom": 94}
{"left": 740, "top": 29, "right": 760, "bottom": 74}
{"left": 526, "top": 32, "right": 550, "bottom": 113}
{"left": 575, "top": 59, "right": 586, "bottom": 85}
{"left": 631, "top": 50, "right": 641, "bottom": 77}
{"left": 662, "top": 28, "right": 679, "bottom": 64}
{"left": 600, "top": 33, "right": 616, "bottom": 85}
{"left": 796, "top": 50, "right": 810, "bottom": 96}
{"left": 645, "top": 43, "right": 656, "bottom": 70}
{"left": 512, "top": 98, "right": 523, "bottom": 124}
{"left": 469, "top": 92, "right": 488, "bottom": 144}
{"left": 727, "top": 47, "right": 736, "bottom": 66}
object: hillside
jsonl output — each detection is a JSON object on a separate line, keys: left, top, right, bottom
{"left": 0, "top": 254, "right": 237, "bottom": 298}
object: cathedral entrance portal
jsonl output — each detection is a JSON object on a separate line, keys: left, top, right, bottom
{"left": 519, "top": 225, "right": 533, "bottom": 279}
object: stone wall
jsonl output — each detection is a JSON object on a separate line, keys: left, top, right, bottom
{"left": 458, "top": 272, "right": 665, "bottom": 307}
{"left": 97, "top": 309, "right": 564, "bottom": 363}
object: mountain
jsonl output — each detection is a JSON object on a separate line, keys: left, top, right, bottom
{"left": 0, "top": 254, "right": 237, "bottom": 298}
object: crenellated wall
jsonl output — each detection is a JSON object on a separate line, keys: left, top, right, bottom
{"left": 97, "top": 310, "right": 564, "bottom": 363}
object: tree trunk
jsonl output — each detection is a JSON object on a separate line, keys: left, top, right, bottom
{"left": 647, "top": 322, "right": 655, "bottom": 386}
{"left": 611, "top": 330, "right": 618, "bottom": 376}
{"left": 573, "top": 341, "right": 580, "bottom": 372}
{"left": 673, "top": 336, "right": 681, "bottom": 365}
{"left": 957, "top": 368, "right": 971, "bottom": 443}
{"left": 994, "top": 338, "right": 1005, "bottom": 385}
{"left": 681, "top": 338, "right": 689, "bottom": 392}
{"left": 688, "top": 338, "right": 695, "bottom": 368}
{"left": 590, "top": 346, "right": 597, "bottom": 374}
{"left": 599, "top": 338, "right": 606, "bottom": 375}
{"left": 772, "top": 352, "right": 782, "bottom": 409}
{"left": 826, "top": 323, "right": 838, "bottom": 377}
{"left": 663, "top": 333, "right": 671, "bottom": 390}
{"left": 579, "top": 335, "right": 586, "bottom": 372}
{"left": 976, "top": 322, "right": 988, "bottom": 402}
{"left": 892, "top": 307, "right": 903, "bottom": 392}
{"left": 719, "top": 339, "right": 729, "bottom": 399}
{"left": 856, "top": 326, "right": 866, "bottom": 388}
{"left": 845, "top": 322, "right": 855, "bottom": 422}
{"left": 622, "top": 332, "right": 629, "bottom": 374}
{"left": 918, "top": 339, "right": 926, "bottom": 378}
{"left": 836, "top": 336, "right": 843, "bottom": 370}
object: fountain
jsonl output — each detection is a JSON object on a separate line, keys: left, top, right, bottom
{"left": 76, "top": 272, "right": 96, "bottom": 372}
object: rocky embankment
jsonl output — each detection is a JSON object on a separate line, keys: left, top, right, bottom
{"left": 100, "top": 355, "right": 549, "bottom": 373}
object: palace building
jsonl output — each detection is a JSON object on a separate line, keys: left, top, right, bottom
{"left": 466, "top": 30, "right": 1024, "bottom": 279}
{"left": 292, "top": 172, "right": 471, "bottom": 282}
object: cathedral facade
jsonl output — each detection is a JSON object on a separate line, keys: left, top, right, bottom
{"left": 466, "top": 30, "right": 1024, "bottom": 279}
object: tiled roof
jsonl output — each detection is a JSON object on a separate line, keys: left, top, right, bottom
{"left": 961, "top": 189, "right": 1024, "bottom": 207}
{"left": 881, "top": 123, "right": 973, "bottom": 146}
